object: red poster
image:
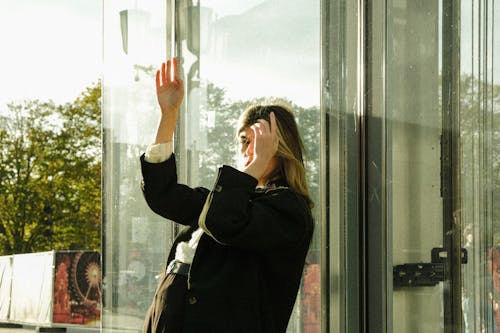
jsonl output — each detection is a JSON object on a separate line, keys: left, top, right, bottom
{"left": 53, "top": 251, "right": 101, "bottom": 326}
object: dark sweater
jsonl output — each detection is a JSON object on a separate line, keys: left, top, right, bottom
{"left": 140, "top": 153, "right": 313, "bottom": 333}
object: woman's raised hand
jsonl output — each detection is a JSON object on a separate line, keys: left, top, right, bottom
{"left": 154, "top": 57, "right": 184, "bottom": 144}
{"left": 156, "top": 57, "right": 184, "bottom": 114}
{"left": 243, "top": 112, "right": 279, "bottom": 183}
{"left": 250, "top": 112, "right": 279, "bottom": 166}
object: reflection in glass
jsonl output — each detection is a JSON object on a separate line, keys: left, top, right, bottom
{"left": 460, "top": 1, "right": 499, "bottom": 332}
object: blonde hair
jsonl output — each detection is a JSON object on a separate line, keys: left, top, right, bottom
{"left": 237, "top": 103, "right": 313, "bottom": 208}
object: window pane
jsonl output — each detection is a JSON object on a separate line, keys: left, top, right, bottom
{"left": 460, "top": 0, "right": 500, "bottom": 332}
{"left": 387, "top": 1, "right": 445, "bottom": 331}
{"left": 387, "top": 0, "right": 499, "bottom": 332}
{"left": 102, "top": 1, "right": 171, "bottom": 330}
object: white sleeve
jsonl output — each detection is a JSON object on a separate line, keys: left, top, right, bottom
{"left": 144, "top": 142, "right": 173, "bottom": 163}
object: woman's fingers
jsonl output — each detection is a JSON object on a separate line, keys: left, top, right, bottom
{"left": 254, "top": 119, "right": 270, "bottom": 135}
{"left": 157, "top": 58, "right": 182, "bottom": 90}
{"left": 255, "top": 115, "right": 277, "bottom": 143}
{"left": 270, "top": 112, "right": 277, "bottom": 136}
{"left": 173, "top": 57, "right": 180, "bottom": 82}
{"left": 161, "top": 62, "right": 167, "bottom": 85}
{"left": 251, "top": 116, "right": 278, "bottom": 157}
{"left": 158, "top": 58, "right": 182, "bottom": 85}
{"left": 155, "top": 70, "right": 161, "bottom": 90}
{"left": 251, "top": 122, "right": 262, "bottom": 133}
{"left": 270, "top": 112, "right": 279, "bottom": 149}
{"left": 166, "top": 59, "right": 172, "bottom": 83}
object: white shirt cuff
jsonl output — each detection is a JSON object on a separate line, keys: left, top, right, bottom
{"left": 144, "top": 142, "right": 173, "bottom": 163}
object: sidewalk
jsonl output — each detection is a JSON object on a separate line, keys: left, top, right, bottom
{"left": 0, "top": 325, "right": 102, "bottom": 333}
{"left": 0, "top": 325, "right": 141, "bottom": 333}
{"left": 0, "top": 312, "right": 143, "bottom": 333}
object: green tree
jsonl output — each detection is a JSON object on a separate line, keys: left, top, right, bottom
{"left": 459, "top": 75, "right": 500, "bottom": 239}
{"left": 0, "top": 82, "right": 101, "bottom": 255}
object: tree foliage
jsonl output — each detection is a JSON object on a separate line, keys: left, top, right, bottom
{"left": 459, "top": 74, "right": 500, "bottom": 240}
{"left": 0, "top": 82, "right": 101, "bottom": 255}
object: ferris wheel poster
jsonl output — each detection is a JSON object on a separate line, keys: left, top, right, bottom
{"left": 53, "top": 251, "right": 101, "bottom": 326}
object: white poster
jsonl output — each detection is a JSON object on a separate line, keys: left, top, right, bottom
{"left": 9, "top": 251, "right": 54, "bottom": 324}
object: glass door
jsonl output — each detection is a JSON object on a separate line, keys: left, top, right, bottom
{"left": 365, "top": 0, "right": 499, "bottom": 332}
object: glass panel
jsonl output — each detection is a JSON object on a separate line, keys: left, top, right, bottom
{"left": 386, "top": 0, "right": 499, "bottom": 332}
{"left": 102, "top": 1, "right": 171, "bottom": 331}
{"left": 460, "top": 0, "right": 500, "bottom": 332}
{"left": 387, "top": 1, "right": 447, "bottom": 332}
{"left": 176, "top": 1, "right": 321, "bottom": 331}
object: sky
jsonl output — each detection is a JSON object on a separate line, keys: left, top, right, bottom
{"left": 0, "top": 0, "right": 497, "bottom": 116}
{"left": 0, "top": 0, "right": 101, "bottom": 113}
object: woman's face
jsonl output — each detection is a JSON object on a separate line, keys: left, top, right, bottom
{"left": 238, "top": 126, "right": 278, "bottom": 184}
{"left": 238, "top": 126, "right": 255, "bottom": 169}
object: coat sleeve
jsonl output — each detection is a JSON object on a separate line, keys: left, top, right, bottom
{"left": 140, "top": 153, "right": 209, "bottom": 226}
{"left": 198, "top": 165, "right": 313, "bottom": 252}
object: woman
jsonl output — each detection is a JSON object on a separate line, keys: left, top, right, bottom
{"left": 140, "top": 57, "right": 314, "bottom": 333}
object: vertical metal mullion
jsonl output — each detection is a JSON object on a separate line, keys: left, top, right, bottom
{"left": 483, "top": 0, "right": 495, "bottom": 329}
{"left": 363, "top": 0, "right": 388, "bottom": 332}
{"left": 322, "top": 0, "right": 363, "bottom": 332}
{"left": 320, "top": 1, "right": 331, "bottom": 332}
{"left": 359, "top": 0, "right": 367, "bottom": 331}
{"left": 165, "top": 0, "right": 179, "bottom": 239}
{"left": 166, "top": 0, "right": 174, "bottom": 60}
{"left": 346, "top": 0, "right": 363, "bottom": 331}
{"left": 321, "top": 0, "right": 349, "bottom": 332}
{"left": 441, "top": 0, "right": 462, "bottom": 332}
{"left": 173, "top": 0, "right": 186, "bottom": 186}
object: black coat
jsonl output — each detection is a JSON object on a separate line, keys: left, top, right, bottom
{"left": 140, "top": 153, "right": 314, "bottom": 333}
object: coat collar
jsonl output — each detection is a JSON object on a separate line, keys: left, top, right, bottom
{"left": 255, "top": 179, "right": 289, "bottom": 193}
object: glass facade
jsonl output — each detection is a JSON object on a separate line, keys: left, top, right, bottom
{"left": 102, "top": 0, "right": 499, "bottom": 332}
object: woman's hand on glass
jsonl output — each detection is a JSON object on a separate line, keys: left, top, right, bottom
{"left": 154, "top": 57, "right": 184, "bottom": 144}
{"left": 156, "top": 57, "right": 184, "bottom": 115}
